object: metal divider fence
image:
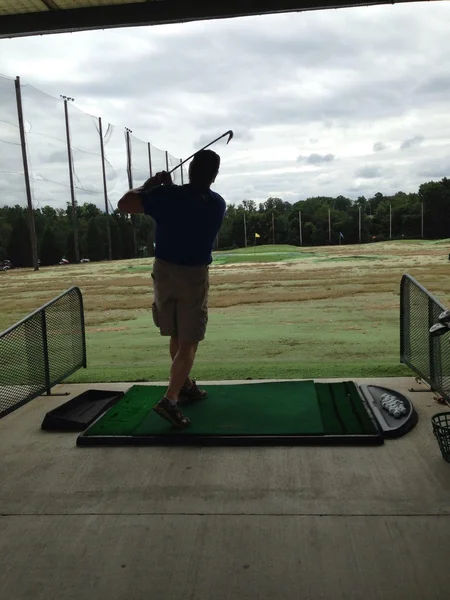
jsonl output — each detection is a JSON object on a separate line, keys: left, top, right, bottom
{"left": 400, "top": 273, "right": 450, "bottom": 403}
{"left": 0, "top": 287, "right": 86, "bottom": 419}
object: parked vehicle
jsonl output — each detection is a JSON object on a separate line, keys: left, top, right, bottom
{"left": 1, "top": 259, "right": 12, "bottom": 272}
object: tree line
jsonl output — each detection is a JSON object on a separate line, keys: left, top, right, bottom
{"left": 1, "top": 177, "right": 449, "bottom": 267}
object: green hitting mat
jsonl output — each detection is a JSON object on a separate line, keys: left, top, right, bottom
{"left": 77, "top": 380, "right": 382, "bottom": 446}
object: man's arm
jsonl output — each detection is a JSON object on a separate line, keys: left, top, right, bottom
{"left": 117, "top": 171, "right": 172, "bottom": 214}
{"left": 117, "top": 190, "right": 144, "bottom": 214}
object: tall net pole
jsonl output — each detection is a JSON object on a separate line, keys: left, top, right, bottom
{"left": 62, "top": 95, "right": 80, "bottom": 263}
{"left": 328, "top": 208, "right": 331, "bottom": 244}
{"left": 299, "top": 210, "right": 302, "bottom": 246}
{"left": 359, "top": 205, "right": 362, "bottom": 243}
{"left": 421, "top": 202, "right": 424, "bottom": 239}
{"left": 15, "top": 76, "right": 39, "bottom": 271}
{"left": 125, "top": 128, "right": 137, "bottom": 258}
{"left": 98, "top": 117, "right": 112, "bottom": 261}
{"left": 389, "top": 203, "right": 392, "bottom": 240}
{"left": 244, "top": 212, "right": 247, "bottom": 247}
{"left": 148, "top": 142, "right": 153, "bottom": 178}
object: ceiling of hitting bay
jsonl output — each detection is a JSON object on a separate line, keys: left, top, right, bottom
{"left": 0, "top": 0, "right": 425, "bottom": 38}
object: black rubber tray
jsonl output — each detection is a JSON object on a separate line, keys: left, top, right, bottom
{"left": 358, "top": 384, "right": 418, "bottom": 439}
{"left": 41, "top": 389, "right": 124, "bottom": 432}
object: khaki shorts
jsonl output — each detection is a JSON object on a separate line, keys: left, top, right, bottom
{"left": 151, "top": 258, "right": 209, "bottom": 342}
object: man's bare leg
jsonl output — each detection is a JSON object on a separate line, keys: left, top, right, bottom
{"left": 170, "top": 337, "right": 193, "bottom": 389}
{"left": 165, "top": 340, "right": 198, "bottom": 403}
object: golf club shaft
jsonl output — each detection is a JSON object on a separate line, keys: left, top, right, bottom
{"left": 168, "top": 130, "right": 233, "bottom": 175}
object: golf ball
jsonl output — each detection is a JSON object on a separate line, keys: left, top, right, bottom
{"left": 393, "top": 409, "right": 402, "bottom": 418}
{"left": 385, "top": 400, "right": 398, "bottom": 408}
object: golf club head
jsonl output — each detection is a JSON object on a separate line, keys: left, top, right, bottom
{"left": 430, "top": 322, "right": 450, "bottom": 337}
{"left": 438, "top": 309, "right": 450, "bottom": 324}
{"left": 225, "top": 130, "right": 234, "bottom": 144}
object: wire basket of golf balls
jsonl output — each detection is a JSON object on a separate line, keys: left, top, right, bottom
{"left": 431, "top": 412, "right": 450, "bottom": 463}
{"left": 380, "top": 393, "right": 408, "bottom": 419}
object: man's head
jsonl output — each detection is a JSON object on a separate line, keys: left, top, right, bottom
{"left": 189, "top": 150, "right": 220, "bottom": 188}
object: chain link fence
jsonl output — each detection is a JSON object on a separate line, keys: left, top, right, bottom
{"left": 400, "top": 273, "right": 450, "bottom": 403}
{"left": 0, "top": 287, "right": 86, "bottom": 419}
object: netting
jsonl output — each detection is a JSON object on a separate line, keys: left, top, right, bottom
{"left": 68, "top": 103, "right": 112, "bottom": 210}
{"left": 0, "top": 287, "right": 86, "bottom": 419}
{"left": 400, "top": 274, "right": 450, "bottom": 402}
{"left": 0, "top": 75, "right": 186, "bottom": 216}
{"left": 101, "top": 125, "right": 128, "bottom": 211}
{"left": 20, "top": 82, "right": 70, "bottom": 210}
{"left": 149, "top": 142, "right": 167, "bottom": 177}
{"left": 167, "top": 152, "right": 184, "bottom": 185}
{"left": 130, "top": 133, "right": 151, "bottom": 188}
{"left": 0, "top": 75, "right": 26, "bottom": 208}
{"left": 129, "top": 135, "right": 188, "bottom": 187}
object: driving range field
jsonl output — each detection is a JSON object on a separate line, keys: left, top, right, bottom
{"left": 1, "top": 241, "right": 450, "bottom": 382}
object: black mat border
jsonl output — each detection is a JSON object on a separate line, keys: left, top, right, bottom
{"left": 353, "top": 382, "right": 384, "bottom": 435}
{"left": 77, "top": 432, "right": 384, "bottom": 447}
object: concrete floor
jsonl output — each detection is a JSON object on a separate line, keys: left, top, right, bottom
{"left": 1, "top": 377, "right": 450, "bottom": 600}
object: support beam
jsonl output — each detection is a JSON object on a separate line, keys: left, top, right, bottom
{"left": 40, "top": 0, "right": 60, "bottom": 10}
{"left": 0, "top": 0, "right": 421, "bottom": 39}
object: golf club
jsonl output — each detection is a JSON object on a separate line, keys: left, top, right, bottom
{"left": 438, "top": 309, "right": 450, "bottom": 324}
{"left": 429, "top": 322, "right": 450, "bottom": 337}
{"left": 168, "top": 130, "right": 234, "bottom": 176}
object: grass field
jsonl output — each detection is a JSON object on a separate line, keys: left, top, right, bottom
{"left": 1, "top": 241, "right": 450, "bottom": 383}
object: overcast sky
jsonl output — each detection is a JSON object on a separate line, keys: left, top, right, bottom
{"left": 1, "top": 2, "right": 450, "bottom": 209}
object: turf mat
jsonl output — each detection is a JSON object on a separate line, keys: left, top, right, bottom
{"left": 316, "top": 383, "right": 344, "bottom": 435}
{"left": 80, "top": 380, "right": 381, "bottom": 446}
{"left": 85, "top": 381, "right": 325, "bottom": 437}
{"left": 315, "top": 382, "right": 378, "bottom": 435}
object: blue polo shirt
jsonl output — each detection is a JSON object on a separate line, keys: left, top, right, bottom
{"left": 139, "top": 184, "right": 226, "bottom": 266}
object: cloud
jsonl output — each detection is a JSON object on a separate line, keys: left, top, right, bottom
{"left": 415, "top": 157, "right": 450, "bottom": 180}
{"left": 298, "top": 153, "right": 335, "bottom": 165}
{"left": 400, "top": 135, "right": 424, "bottom": 150}
{"left": 355, "top": 166, "right": 384, "bottom": 179}
{"left": 2, "top": 4, "right": 450, "bottom": 208}
{"left": 373, "top": 142, "right": 388, "bottom": 152}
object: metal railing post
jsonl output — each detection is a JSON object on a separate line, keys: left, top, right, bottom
{"left": 41, "top": 310, "right": 52, "bottom": 395}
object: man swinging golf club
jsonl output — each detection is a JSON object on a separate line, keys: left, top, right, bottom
{"left": 118, "top": 149, "right": 226, "bottom": 428}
